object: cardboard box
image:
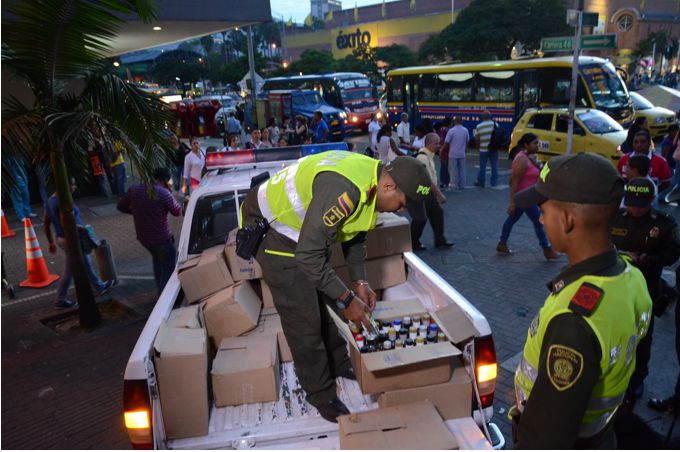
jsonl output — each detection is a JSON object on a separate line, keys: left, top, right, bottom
{"left": 338, "top": 400, "right": 457, "bottom": 450}
{"left": 224, "top": 228, "right": 263, "bottom": 281}
{"left": 178, "top": 245, "right": 234, "bottom": 303}
{"left": 211, "top": 334, "right": 280, "bottom": 406}
{"left": 153, "top": 323, "right": 209, "bottom": 440}
{"left": 260, "top": 279, "right": 276, "bottom": 309}
{"left": 167, "top": 305, "right": 202, "bottom": 329}
{"left": 327, "top": 299, "right": 460, "bottom": 395}
{"left": 378, "top": 365, "right": 472, "bottom": 420}
{"left": 202, "top": 281, "right": 262, "bottom": 346}
{"left": 246, "top": 313, "right": 293, "bottom": 363}
{"left": 336, "top": 254, "right": 406, "bottom": 291}
{"left": 330, "top": 213, "right": 412, "bottom": 268}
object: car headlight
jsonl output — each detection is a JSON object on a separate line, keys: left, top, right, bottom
{"left": 339, "top": 112, "right": 347, "bottom": 118}
{"left": 352, "top": 116, "right": 358, "bottom": 123}
{"left": 654, "top": 117, "right": 665, "bottom": 124}
{"left": 376, "top": 111, "right": 383, "bottom": 119}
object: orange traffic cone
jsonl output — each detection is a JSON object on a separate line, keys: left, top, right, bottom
{"left": 19, "top": 218, "right": 59, "bottom": 288}
{"left": 1, "top": 210, "right": 16, "bottom": 238}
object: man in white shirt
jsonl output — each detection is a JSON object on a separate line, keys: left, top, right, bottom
{"left": 445, "top": 116, "right": 470, "bottom": 191}
{"left": 474, "top": 111, "right": 498, "bottom": 188}
{"left": 396, "top": 112, "right": 411, "bottom": 148}
{"left": 368, "top": 113, "right": 382, "bottom": 155}
{"left": 183, "top": 138, "right": 205, "bottom": 195}
{"left": 407, "top": 133, "right": 453, "bottom": 251}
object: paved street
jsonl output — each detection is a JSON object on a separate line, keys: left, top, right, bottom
{"left": 2, "top": 135, "right": 680, "bottom": 448}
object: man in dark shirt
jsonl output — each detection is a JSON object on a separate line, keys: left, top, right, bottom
{"left": 170, "top": 134, "right": 190, "bottom": 194}
{"left": 511, "top": 153, "right": 652, "bottom": 448}
{"left": 611, "top": 177, "right": 680, "bottom": 403}
{"left": 311, "top": 111, "right": 329, "bottom": 143}
{"left": 117, "top": 168, "right": 182, "bottom": 293}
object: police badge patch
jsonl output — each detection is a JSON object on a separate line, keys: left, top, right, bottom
{"left": 547, "top": 345, "right": 584, "bottom": 391}
{"left": 323, "top": 206, "right": 345, "bottom": 227}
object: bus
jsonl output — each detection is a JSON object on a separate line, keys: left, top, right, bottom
{"left": 262, "top": 72, "right": 381, "bottom": 130}
{"left": 386, "top": 56, "right": 634, "bottom": 135}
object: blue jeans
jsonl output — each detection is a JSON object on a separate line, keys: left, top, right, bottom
{"left": 659, "top": 162, "right": 680, "bottom": 202}
{"left": 439, "top": 158, "right": 450, "bottom": 187}
{"left": 56, "top": 237, "right": 106, "bottom": 302}
{"left": 143, "top": 239, "right": 177, "bottom": 293}
{"left": 10, "top": 183, "right": 32, "bottom": 220}
{"left": 500, "top": 204, "right": 549, "bottom": 248}
{"left": 477, "top": 150, "right": 499, "bottom": 187}
{"left": 174, "top": 166, "right": 183, "bottom": 192}
{"left": 111, "top": 164, "right": 127, "bottom": 196}
{"left": 449, "top": 157, "right": 466, "bottom": 190}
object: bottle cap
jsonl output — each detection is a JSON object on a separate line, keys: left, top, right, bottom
{"left": 393, "top": 319, "right": 402, "bottom": 328}
{"left": 416, "top": 337, "right": 425, "bottom": 345}
{"left": 383, "top": 340, "right": 392, "bottom": 350}
{"left": 395, "top": 339, "right": 403, "bottom": 348}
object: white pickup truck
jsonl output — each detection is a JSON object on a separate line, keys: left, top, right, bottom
{"left": 122, "top": 146, "right": 506, "bottom": 450}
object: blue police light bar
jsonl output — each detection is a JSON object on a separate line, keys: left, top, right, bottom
{"left": 205, "top": 143, "right": 349, "bottom": 170}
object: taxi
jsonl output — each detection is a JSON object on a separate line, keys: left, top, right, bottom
{"left": 629, "top": 91, "right": 678, "bottom": 138}
{"left": 510, "top": 108, "right": 625, "bottom": 164}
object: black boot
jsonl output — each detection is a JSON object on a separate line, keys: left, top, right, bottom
{"left": 316, "top": 397, "right": 351, "bottom": 423}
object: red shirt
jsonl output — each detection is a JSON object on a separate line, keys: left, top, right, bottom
{"left": 617, "top": 151, "right": 672, "bottom": 186}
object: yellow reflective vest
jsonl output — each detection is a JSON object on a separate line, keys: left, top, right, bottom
{"left": 257, "top": 151, "right": 380, "bottom": 243}
{"left": 514, "top": 261, "right": 652, "bottom": 438}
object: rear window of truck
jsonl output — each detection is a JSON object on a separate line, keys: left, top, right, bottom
{"left": 188, "top": 191, "right": 247, "bottom": 254}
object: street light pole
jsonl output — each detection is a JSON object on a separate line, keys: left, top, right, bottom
{"left": 566, "top": 0, "right": 583, "bottom": 156}
{"left": 247, "top": 25, "right": 258, "bottom": 129}
{"left": 451, "top": 0, "right": 455, "bottom": 24}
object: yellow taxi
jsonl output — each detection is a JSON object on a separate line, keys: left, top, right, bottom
{"left": 629, "top": 91, "right": 678, "bottom": 138}
{"left": 510, "top": 108, "right": 626, "bottom": 164}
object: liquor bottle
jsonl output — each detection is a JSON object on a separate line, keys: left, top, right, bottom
{"left": 437, "top": 332, "right": 446, "bottom": 343}
{"left": 402, "top": 316, "right": 412, "bottom": 330}
{"left": 405, "top": 338, "right": 415, "bottom": 347}
{"left": 418, "top": 325, "right": 427, "bottom": 338}
{"left": 388, "top": 327, "right": 397, "bottom": 342}
{"left": 415, "top": 337, "right": 425, "bottom": 346}
{"left": 428, "top": 323, "right": 438, "bottom": 341}
{"left": 422, "top": 313, "right": 431, "bottom": 328}
{"left": 383, "top": 340, "right": 392, "bottom": 350}
{"left": 399, "top": 327, "right": 408, "bottom": 342}
{"left": 393, "top": 319, "right": 402, "bottom": 330}
{"left": 356, "top": 334, "right": 365, "bottom": 349}
{"left": 409, "top": 326, "right": 418, "bottom": 340}
{"left": 381, "top": 320, "right": 391, "bottom": 334}
{"left": 395, "top": 339, "right": 404, "bottom": 348}
{"left": 413, "top": 315, "right": 421, "bottom": 329}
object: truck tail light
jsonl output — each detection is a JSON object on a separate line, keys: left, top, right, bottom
{"left": 474, "top": 335, "right": 497, "bottom": 409}
{"left": 124, "top": 379, "right": 153, "bottom": 449}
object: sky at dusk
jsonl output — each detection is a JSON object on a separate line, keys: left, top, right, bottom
{"left": 270, "top": 0, "right": 397, "bottom": 23}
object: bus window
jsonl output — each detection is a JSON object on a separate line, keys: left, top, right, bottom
{"left": 528, "top": 113, "right": 554, "bottom": 131}
{"left": 580, "top": 63, "right": 629, "bottom": 110}
{"left": 438, "top": 73, "right": 473, "bottom": 102}
{"left": 388, "top": 76, "right": 403, "bottom": 102}
{"left": 420, "top": 74, "right": 437, "bottom": 102}
{"left": 475, "top": 71, "right": 515, "bottom": 102}
{"left": 540, "top": 68, "right": 589, "bottom": 107}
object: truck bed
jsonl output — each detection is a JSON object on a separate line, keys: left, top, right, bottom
{"left": 164, "top": 259, "right": 494, "bottom": 450}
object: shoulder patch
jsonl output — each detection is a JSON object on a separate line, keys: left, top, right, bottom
{"left": 547, "top": 345, "right": 584, "bottom": 391}
{"left": 337, "top": 192, "right": 355, "bottom": 216}
{"left": 611, "top": 227, "right": 628, "bottom": 237}
{"left": 323, "top": 206, "right": 346, "bottom": 227}
{"left": 569, "top": 282, "right": 604, "bottom": 317}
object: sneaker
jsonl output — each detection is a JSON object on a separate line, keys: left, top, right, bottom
{"left": 55, "top": 299, "right": 77, "bottom": 308}
{"left": 496, "top": 241, "right": 511, "bottom": 254}
{"left": 98, "top": 280, "right": 115, "bottom": 296}
{"left": 474, "top": 181, "right": 484, "bottom": 188}
{"left": 543, "top": 247, "right": 560, "bottom": 260}
{"left": 412, "top": 243, "right": 427, "bottom": 251}
{"left": 28, "top": 212, "right": 38, "bottom": 218}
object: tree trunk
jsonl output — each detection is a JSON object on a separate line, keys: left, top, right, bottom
{"left": 51, "top": 149, "right": 101, "bottom": 329}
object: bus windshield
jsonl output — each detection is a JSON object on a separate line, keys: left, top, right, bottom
{"left": 580, "top": 63, "right": 629, "bottom": 110}
{"left": 577, "top": 110, "right": 623, "bottom": 134}
{"left": 304, "top": 92, "right": 324, "bottom": 104}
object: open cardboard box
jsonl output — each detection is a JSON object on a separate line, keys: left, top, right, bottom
{"left": 202, "top": 281, "right": 262, "bottom": 347}
{"left": 327, "top": 298, "right": 461, "bottom": 394}
{"left": 335, "top": 254, "right": 407, "bottom": 292}
{"left": 153, "top": 323, "right": 209, "bottom": 439}
{"left": 245, "top": 312, "right": 293, "bottom": 362}
{"left": 177, "top": 245, "right": 234, "bottom": 303}
{"left": 167, "top": 305, "right": 203, "bottom": 329}
{"left": 211, "top": 334, "right": 280, "bottom": 407}
{"left": 338, "top": 400, "right": 458, "bottom": 450}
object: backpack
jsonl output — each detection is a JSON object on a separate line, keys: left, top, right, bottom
{"left": 488, "top": 122, "right": 509, "bottom": 151}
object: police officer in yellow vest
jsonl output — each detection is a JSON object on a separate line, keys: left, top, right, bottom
{"left": 240, "top": 151, "right": 432, "bottom": 423}
{"left": 511, "top": 153, "right": 652, "bottom": 448}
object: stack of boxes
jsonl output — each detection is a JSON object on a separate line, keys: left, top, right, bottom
{"left": 153, "top": 213, "right": 478, "bottom": 448}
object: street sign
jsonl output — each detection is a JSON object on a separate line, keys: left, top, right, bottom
{"left": 540, "top": 34, "right": 617, "bottom": 52}
{"left": 580, "top": 33, "right": 617, "bottom": 49}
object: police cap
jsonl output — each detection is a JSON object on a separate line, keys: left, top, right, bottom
{"left": 384, "top": 156, "right": 433, "bottom": 202}
{"left": 515, "top": 153, "right": 624, "bottom": 208}
{"left": 624, "top": 177, "right": 655, "bottom": 207}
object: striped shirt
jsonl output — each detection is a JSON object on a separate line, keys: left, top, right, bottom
{"left": 475, "top": 120, "right": 495, "bottom": 151}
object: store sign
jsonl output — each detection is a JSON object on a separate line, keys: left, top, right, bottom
{"left": 336, "top": 28, "right": 372, "bottom": 50}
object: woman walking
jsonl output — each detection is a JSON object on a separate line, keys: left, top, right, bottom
{"left": 183, "top": 137, "right": 205, "bottom": 195}
{"left": 376, "top": 124, "right": 402, "bottom": 163}
{"left": 497, "top": 133, "right": 558, "bottom": 260}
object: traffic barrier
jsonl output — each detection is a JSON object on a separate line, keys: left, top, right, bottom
{"left": 1, "top": 209, "right": 16, "bottom": 238}
{"left": 19, "top": 218, "right": 59, "bottom": 288}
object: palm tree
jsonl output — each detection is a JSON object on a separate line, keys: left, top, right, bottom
{"left": 2, "top": 0, "right": 174, "bottom": 328}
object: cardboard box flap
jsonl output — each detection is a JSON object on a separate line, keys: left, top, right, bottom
{"left": 339, "top": 406, "right": 407, "bottom": 434}
{"left": 167, "top": 305, "right": 201, "bottom": 329}
{"left": 154, "top": 323, "right": 206, "bottom": 356}
{"left": 372, "top": 298, "right": 426, "bottom": 321}
{"left": 234, "top": 281, "right": 263, "bottom": 324}
{"left": 432, "top": 303, "right": 479, "bottom": 344}
{"left": 361, "top": 340, "right": 461, "bottom": 372}
{"left": 326, "top": 306, "right": 359, "bottom": 350}
{"left": 177, "top": 255, "right": 201, "bottom": 272}
{"left": 213, "top": 335, "right": 275, "bottom": 373}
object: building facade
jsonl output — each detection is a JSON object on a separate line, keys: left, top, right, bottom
{"left": 284, "top": 0, "right": 469, "bottom": 61}
{"left": 311, "top": 0, "right": 342, "bottom": 21}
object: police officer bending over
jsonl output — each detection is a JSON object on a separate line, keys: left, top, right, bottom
{"left": 611, "top": 177, "right": 680, "bottom": 403}
{"left": 240, "top": 151, "right": 432, "bottom": 422}
{"left": 511, "top": 153, "right": 652, "bottom": 449}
